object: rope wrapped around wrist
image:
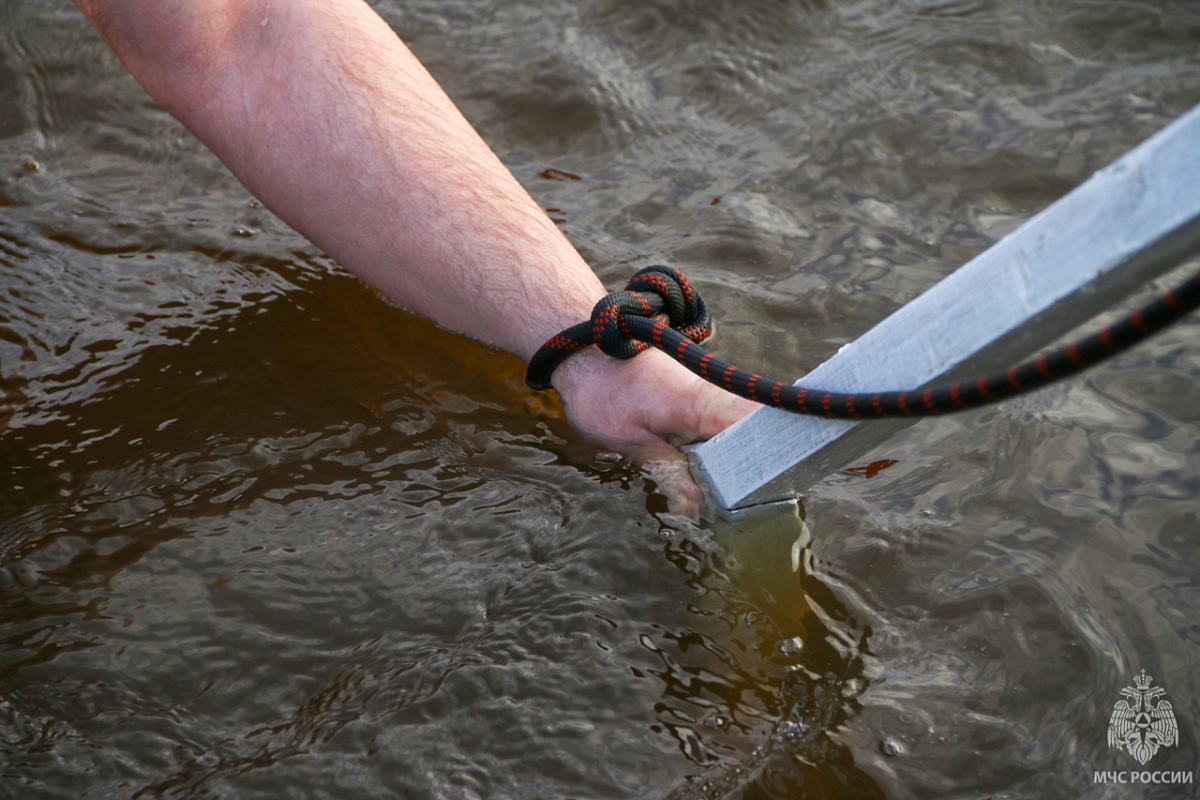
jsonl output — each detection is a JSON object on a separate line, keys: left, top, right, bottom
{"left": 526, "top": 263, "right": 1200, "bottom": 419}
{"left": 525, "top": 266, "right": 712, "bottom": 390}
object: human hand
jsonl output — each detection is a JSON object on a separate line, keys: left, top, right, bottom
{"left": 551, "top": 346, "right": 760, "bottom": 517}
{"left": 72, "top": 0, "right": 757, "bottom": 515}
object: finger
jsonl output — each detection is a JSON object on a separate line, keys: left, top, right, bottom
{"left": 565, "top": 418, "right": 705, "bottom": 517}
{"left": 636, "top": 355, "right": 760, "bottom": 443}
{"left": 628, "top": 440, "right": 703, "bottom": 519}
{"left": 688, "top": 377, "right": 761, "bottom": 438}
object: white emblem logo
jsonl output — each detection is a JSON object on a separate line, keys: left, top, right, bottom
{"left": 1108, "top": 670, "right": 1178, "bottom": 765}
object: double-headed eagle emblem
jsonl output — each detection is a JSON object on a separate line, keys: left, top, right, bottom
{"left": 1108, "top": 670, "right": 1178, "bottom": 765}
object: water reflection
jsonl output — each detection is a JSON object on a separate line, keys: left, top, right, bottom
{"left": 0, "top": 239, "right": 878, "bottom": 794}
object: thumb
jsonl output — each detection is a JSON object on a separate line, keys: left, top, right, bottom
{"left": 639, "top": 357, "right": 761, "bottom": 444}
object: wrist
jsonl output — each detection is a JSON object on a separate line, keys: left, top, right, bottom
{"left": 548, "top": 345, "right": 675, "bottom": 416}
{"left": 548, "top": 345, "right": 610, "bottom": 398}
{"left": 509, "top": 256, "right": 606, "bottom": 362}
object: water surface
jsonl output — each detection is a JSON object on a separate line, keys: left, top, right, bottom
{"left": 2, "top": 0, "right": 1199, "bottom": 797}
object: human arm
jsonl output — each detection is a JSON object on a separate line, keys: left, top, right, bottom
{"left": 72, "top": 0, "right": 759, "bottom": 508}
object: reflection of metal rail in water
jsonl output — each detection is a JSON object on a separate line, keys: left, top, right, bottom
{"left": 699, "top": 498, "right": 877, "bottom": 798}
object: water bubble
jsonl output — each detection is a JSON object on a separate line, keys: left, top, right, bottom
{"left": 777, "top": 636, "right": 804, "bottom": 656}
{"left": 776, "top": 720, "right": 804, "bottom": 743}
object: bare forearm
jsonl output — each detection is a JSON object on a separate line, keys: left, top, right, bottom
{"left": 75, "top": 0, "right": 604, "bottom": 360}
{"left": 75, "top": 0, "right": 760, "bottom": 512}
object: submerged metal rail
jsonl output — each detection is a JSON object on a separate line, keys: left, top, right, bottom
{"left": 690, "top": 102, "right": 1200, "bottom": 510}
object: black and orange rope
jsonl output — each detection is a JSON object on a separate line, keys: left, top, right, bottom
{"left": 526, "top": 265, "right": 1200, "bottom": 419}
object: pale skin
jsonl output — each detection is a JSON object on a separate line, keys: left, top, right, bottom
{"left": 72, "top": 0, "right": 760, "bottom": 512}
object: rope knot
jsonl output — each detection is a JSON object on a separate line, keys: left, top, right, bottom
{"left": 590, "top": 291, "right": 652, "bottom": 360}
{"left": 589, "top": 265, "right": 711, "bottom": 360}
{"left": 528, "top": 261, "right": 1200, "bottom": 420}
{"left": 625, "top": 265, "right": 706, "bottom": 335}
{"left": 525, "top": 265, "right": 712, "bottom": 390}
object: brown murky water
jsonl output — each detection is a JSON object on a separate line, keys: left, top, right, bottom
{"left": 2, "top": 1, "right": 1200, "bottom": 798}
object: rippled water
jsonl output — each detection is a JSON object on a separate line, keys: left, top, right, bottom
{"left": 2, "top": 1, "right": 1200, "bottom": 798}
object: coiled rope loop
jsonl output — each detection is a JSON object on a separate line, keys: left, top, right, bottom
{"left": 526, "top": 265, "right": 1200, "bottom": 419}
{"left": 526, "top": 266, "right": 712, "bottom": 388}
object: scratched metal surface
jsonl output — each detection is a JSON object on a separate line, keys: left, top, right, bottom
{"left": 1, "top": 0, "right": 1199, "bottom": 798}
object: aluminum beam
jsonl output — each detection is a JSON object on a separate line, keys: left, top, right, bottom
{"left": 690, "top": 103, "right": 1200, "bottom": 510}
